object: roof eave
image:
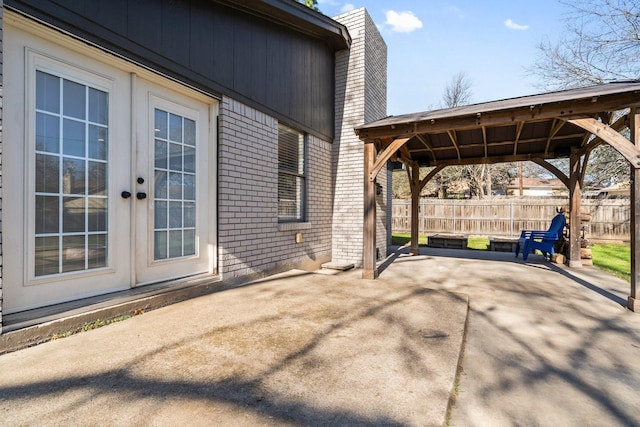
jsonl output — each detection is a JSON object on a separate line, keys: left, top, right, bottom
{"left": 212, "top": 0, "right": 351, "bottom": 50}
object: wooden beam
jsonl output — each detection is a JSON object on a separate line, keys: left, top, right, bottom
{"left": 410, "top": 163, "right": 420, "bottom": 255}
{"left": 568, "top": 148, "right": 582, "bottom": 268}
{"left": 363, "top": 143, "right": 378, "bottom": 279}
{"left": 567, "top": 118, "right": 640, "bottom": 168}
{"left": 578, "top": 113, "right": 628, "bottom": 155}
{"left": 418, "top": 165, "right": 446, "bottom": 192}
{"left": 412, "top": 132, "right": 585, "bottom": 153}
{"left": 629, "top": 109, "right": 640, "bottom": 311}
{"left": 429, "top": 152, "right": 555, "bottom": 167}
{"left": 355, "top": 92, "right": 640, "bottom": 140}
{"left": 369, "top": 137, "right": 411, "bottom": 181}
{"left": 531, "top": 158, "right": 569, "bottom": 188}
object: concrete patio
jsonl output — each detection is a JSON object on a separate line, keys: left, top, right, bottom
{"left": 0, "top": 247, "right": 638, "bottom": 426}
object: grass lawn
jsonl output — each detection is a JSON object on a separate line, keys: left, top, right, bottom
{"left": 591, "top": 243, "right": 631, "bottom": 282}
{"left": 391, "top": 233, "right": 427, "bottom": 246}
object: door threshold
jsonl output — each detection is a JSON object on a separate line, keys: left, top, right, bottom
{"left": 1, "top": 273, "right": 222, "bottom": 344}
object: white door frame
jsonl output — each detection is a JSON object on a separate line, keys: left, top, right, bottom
{"left": 3, "top": 12, "right": 218, "bottom": 313}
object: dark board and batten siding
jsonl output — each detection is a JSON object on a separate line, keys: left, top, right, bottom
{"left": 6, "top": 0, "right": 345, "bottom": 140}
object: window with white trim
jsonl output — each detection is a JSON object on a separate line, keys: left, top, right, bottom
{"left": 277, "top": 124, "right": 306, "bottom": 222}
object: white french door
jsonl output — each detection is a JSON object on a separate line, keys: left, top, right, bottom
{"left": 3, "top": 16, "right": 216, "bottom": 313}
{"left": 133, "top": 79, "right": 212, "bottom": 285}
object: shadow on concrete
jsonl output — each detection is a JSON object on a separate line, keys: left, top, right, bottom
{"left": 547, "top": 263, "right": 628, "bottom": 307}
{"left": 0, "top": 274, "right": 466, "bottom": 426}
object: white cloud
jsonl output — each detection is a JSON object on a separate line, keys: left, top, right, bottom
{"left": 385, "top": 10, "right": 423, "bottom": 33}
{"left": 504, "top": 19, "right": 529, "bottom": 30}
{"left": 340, "top": 3, "right": 355, "bottom": 13}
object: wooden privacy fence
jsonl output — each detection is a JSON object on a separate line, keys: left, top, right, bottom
{"left": 392, "top": 197, "right": 630, "bottom": 241}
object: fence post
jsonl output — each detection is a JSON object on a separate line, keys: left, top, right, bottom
{"left": 510, "top": 202, "right": 514, "bottom": 237}
{"left": 453, "top": 200, "right": 457, "bottom": 233}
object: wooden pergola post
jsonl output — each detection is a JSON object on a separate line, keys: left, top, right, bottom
{"left": 628, "top": 109, "right": 640, "bottom": 311}
{"left": 568, "top": 148, "right": 583, "bottom": 268}
{"left": 410, "top": 163, "right": 420, "bottom": 255}
{"left": 363, "top": 142, "right": 378, "bottom": 279}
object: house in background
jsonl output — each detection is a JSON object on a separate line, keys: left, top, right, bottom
{"left": 0, "top": 0, "right": 388, "bottom": 337}
{"left": 507, "top": 177, "right": 568, "bottom": 197}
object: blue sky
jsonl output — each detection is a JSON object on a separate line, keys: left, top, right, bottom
{"left": 316, "top": 0, "right": 568, "bottom": 115}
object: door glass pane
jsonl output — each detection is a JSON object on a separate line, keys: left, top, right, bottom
{"left": 35, "top": 196, "right": 59, "bottom": 234}
{"left": 89, "top": 88, "right": 108, "bottom": 125}
{"left": 169, "top": 113, "right": 182, "bottom": 143}
{"left": 155, "top": 140, "right": 167, "bottom": 169}
{"left": 63, "top": 79, "right": 86, "bottom": 119}
{"left": 154, "top": 231, "right": 168, "bottom": 260}
{"left": 36, "top": 154, "right": 60, "bottom": 193}
{"left": 62, "top": 235, "right": 85, "bottom": 272}
{"left": 155, "top": 109, "right": 168, "bottom": 139}
{"left": 88, "top": 234, "right": 107, "bottom": 269}
{"left": 184, "top": 119, "right": 196, "bottom": 146}
{"left": 169, "top": 230, "right": 183, "bottom": 258}
{"left": 88, "top": 197, "right": 107, "bottom": 232}
{"left": 153, "top": 108, "right": 196, "bottom": 260}
{"left": 88, "top": 161, "right": 107, "bottom": 196}
{"left": 36, "top": 71, "right": 60, "bottom": 113}
{"left": 63, "top": 197, "right": 85, "bottom": 233}
{"left": 36, "top": 113, "right": 60, "bottom": 153}
{"left": 88, "top": 125, "right": 108, "bottom": 160}
{"left": 35, "top": 236, "right": 60, "bottom": 277}
{"left": 35, "top": 70, "right": 109, "bottom": 276}
{"left": 63, "top": 158, "right": 86, "bottom": 195}
{"left": 63, "top": 119, "right": 85, "bottom": 157}
{"left": 183, "top": 229, "right": 195, "bottom": 256}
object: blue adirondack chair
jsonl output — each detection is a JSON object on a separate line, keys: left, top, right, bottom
{"left": 515, "top": 212, "right": 566, "bottom": 261}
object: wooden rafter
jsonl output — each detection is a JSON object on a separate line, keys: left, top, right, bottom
{"left": 416, "top": 134, "right": 437, "bottom": 161}
{"left": 446, "top": 130, "right": 461, "bottom": 160}
{"left": 543, "top": 119, "right": 566, "bottom": 156}
{"left": 482, "top": 126, "right": 488, "bottom": 158}
{"left": 512, "top": 121, "right": 525, "bottom": 156}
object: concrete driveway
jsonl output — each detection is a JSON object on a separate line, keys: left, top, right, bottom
{"left": 0, "top": 246, "right": 639, "bottom": 426}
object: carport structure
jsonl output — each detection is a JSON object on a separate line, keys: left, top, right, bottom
{"left": 355, "top": 82, "right": 640, "bottom": 311}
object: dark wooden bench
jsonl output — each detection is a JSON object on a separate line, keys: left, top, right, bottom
{"left": 427, "top": 234, "right": 468, "bottom": 249}
{"left": 489, "top": 237, "right": 519, "bottom": 252}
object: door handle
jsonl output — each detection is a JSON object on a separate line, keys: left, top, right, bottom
{"left": 136, "top": 192, "right": 147, "bottom": 200}
{"left": 121, "top": 191, "right": 132, "bottom": 199}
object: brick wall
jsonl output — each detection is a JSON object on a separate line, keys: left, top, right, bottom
{"left": 217, "top": 97, "right": 333, "bottom": 282}
{"left": 332, "top": 8, "right": 388, "bottom": 267}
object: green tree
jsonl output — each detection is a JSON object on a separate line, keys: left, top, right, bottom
{"left": 298, "top": 0, "right": 319, "bottom": 11}
{"left": 530, "top": 0, "right": 640, "bottom": 188}
{"left": 532, "top": 0, "right": 640, "bottom": 90}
